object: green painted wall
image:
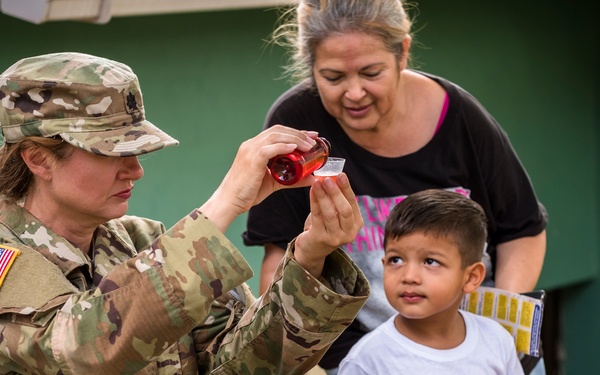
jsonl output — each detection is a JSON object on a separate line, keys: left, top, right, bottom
{"left": 0, "top": 1, "right": 597, "bottom": 373}
{"left": 560, "top": 39, "right": 600, "bottom": 374}
{"left": 0, "top": 8, "right": 290, "bottom": 287}
{"left": 412, "top": 0, "right": 599, "bottom": 291}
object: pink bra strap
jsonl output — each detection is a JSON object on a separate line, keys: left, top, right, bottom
{"left": 434, "top": 92, "right": 449, "bottom": 134}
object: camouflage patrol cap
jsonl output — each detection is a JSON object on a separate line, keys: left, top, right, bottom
{"left": 0, "top": 52, "right": 179, "bottom": 156}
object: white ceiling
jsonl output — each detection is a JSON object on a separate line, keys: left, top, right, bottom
{"left": 0, "top": 0, "right": 295, "bottom": 24}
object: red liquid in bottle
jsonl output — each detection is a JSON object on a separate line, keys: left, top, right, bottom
{"left": 269, "top": 137, "right": 330, "bottom": 185}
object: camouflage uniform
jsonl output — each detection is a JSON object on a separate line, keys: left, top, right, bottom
{"left": 0, "top": 199, "right": 369, "bottom": 374}
{"left": 0, "top": 52, "right": 178, "bottom": 156}
{"left": 0, "top": 53, "right": 370, "bottom": 374}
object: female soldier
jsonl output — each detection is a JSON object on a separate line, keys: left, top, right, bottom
{"left": 0, "top": 52, "right": 368, "bottom": 374}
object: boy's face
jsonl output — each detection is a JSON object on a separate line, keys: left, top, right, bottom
{"left": 382, "top": 231, "right": 478, "bottom": 323}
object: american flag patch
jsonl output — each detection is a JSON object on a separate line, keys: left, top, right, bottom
{"left": 0, "top": 245, "right": 20, "bottom": 287}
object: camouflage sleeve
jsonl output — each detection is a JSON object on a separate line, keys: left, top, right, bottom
{"left": 0, "top": 209, "right": 253, "bottom": 374}
{"left": 210, "top": 238, "right": 370, "bottom": 374}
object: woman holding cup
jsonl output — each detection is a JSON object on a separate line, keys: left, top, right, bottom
{"left": 0, "top": 52, "right": 369, "bottom": 374}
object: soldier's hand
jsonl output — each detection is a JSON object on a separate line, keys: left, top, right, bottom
{"left": 201, "top": 125, "right": 318, "bottom": 233}
{"left": 294, "top": 173, "right": 363, "bottom": 278}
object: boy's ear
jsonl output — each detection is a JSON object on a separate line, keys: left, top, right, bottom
{"left": 463, "top": 262, "right": 486, "bottom": 294}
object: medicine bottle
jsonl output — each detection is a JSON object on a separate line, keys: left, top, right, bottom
{"left": 269, "top": 137, "right": 331, "bottom": 185}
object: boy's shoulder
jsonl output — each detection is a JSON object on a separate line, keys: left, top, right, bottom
{"left": 461, "top": 310, "right": 515, "bottom": 346}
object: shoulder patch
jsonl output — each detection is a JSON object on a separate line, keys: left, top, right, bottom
{"left": 0, "top": 244, "right": 78, "bottom": 313}
{"left": 0, "top": 244, "right": 20, "bottom": 287}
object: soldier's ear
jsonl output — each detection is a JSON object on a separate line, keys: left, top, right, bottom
{"left": 21, "top": 146, "right": 55, "bottom": 181}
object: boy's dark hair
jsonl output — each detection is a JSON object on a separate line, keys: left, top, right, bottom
{"left": 384, "top": 189, "right": 488, "bottom": 267}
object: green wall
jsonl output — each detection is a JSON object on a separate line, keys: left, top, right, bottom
{"left": 560, "top": 33, "right": 600, "bottom": 374}
{"left": 412, "top": 0, "right": 599, "bottom": 290}
{"left": 0, "top": 1, "right": 597, "bottom": 373}
{"left": 0, "top": 8, "right": 290, "bottom": 286}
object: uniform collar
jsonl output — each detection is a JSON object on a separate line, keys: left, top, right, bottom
{"left": 0, "top": 198, "right": 91, "bottom": 276}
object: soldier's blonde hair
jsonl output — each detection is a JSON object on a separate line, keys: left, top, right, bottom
{"left": 0, "top": 137, "right": 73, "bottom": 201}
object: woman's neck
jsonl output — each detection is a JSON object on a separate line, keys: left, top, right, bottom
{"left": 24, "top": 194, "right": 97, "bottom": 254}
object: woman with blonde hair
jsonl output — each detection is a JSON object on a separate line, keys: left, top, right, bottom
{"left": 245, "top": 1, "right": 547, "bottom": 373}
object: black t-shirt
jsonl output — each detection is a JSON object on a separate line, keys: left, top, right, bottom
{"left": 243, "top": 71, "right": 547, "bottom": 368}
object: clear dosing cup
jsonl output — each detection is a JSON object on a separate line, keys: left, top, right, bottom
{"left": 313, "top": 157, "right": 346, "bottom": 183}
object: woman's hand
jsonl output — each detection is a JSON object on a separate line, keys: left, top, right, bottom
{"left": 293, "top": 173, "right": 363, "bottom": 278}
{"left": 200, "top": 125, "right": 319, "bottom": 232}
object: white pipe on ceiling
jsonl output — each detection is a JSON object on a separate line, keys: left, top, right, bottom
{"left": 0, "top": 0, "right": 295, "bottom": 24}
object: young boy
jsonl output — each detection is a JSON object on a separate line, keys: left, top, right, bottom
{"left": 339, "top": 189, "right": 524, "bottom": 374}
